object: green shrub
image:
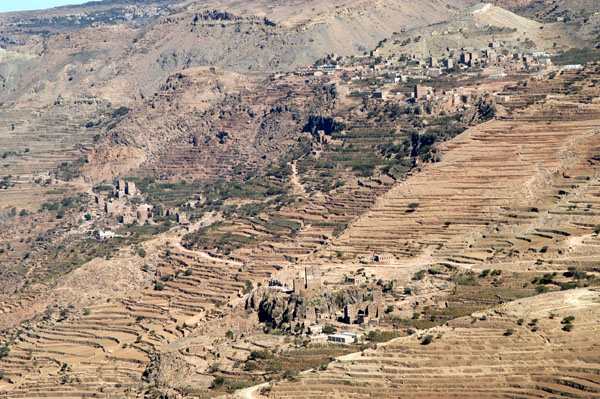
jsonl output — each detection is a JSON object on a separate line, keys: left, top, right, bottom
{"left": 210, "top": 376, "right": 225, "bottom": 388}
{"left": 562, "top": 323, "right": 573, "bottom": 332}
{"left": 421, "top": 334, "right": 433, "bottom": 345}
{"left": 561, "top": 316, "right": 575, "bottom": 324}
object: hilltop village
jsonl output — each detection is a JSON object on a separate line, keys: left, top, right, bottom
{"left": 82, "top": 39, "right": 573, "bottom": 245}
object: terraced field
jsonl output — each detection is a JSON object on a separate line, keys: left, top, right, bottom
{"left": 0, "top": 100, "right": 108, "bottom": 209}
{"left": 331, "top": 69, "right": 600, "bottom": 265}
{"left": 2, "top": 65, "right": 599, "bottom": 399}
{"left": 266, "top": 288, "right": 600, "bottom": 399}
{"left": 0, "top": 244, "right": 264, "bottom": 398}
{"left": 233, "top": 66, "right": 600, "bottom": 399}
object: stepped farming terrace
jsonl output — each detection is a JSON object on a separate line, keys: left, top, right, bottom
{"left": 265, "top": 289, "right": 600, "bottom": 399}
{"left": 0, "top": 241, "right": 276, "bottom": 398}
{"left": 241, "top": 63, "right": 600, "bottom": 399}
{"left": 330, "top": 66, "right": 600, "bottom": 265}
{"left": 0, "top": 99, "right": 111, "bottom": 210}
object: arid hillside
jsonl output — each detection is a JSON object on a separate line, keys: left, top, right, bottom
{"left": 2, "top": 1, "right": 600, "bottom": 399}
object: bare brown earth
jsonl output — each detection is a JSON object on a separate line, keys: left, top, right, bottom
{"left": 82, "top": 67, "right": 327, "bottom": 183}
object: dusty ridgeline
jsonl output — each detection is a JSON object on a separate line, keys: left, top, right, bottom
{"left": 1, "top": 0, "right": 600, "bottom": 398}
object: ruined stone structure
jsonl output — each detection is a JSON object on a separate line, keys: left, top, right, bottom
{"left": 372, "top": 290, "right": 383, "bottom": 304}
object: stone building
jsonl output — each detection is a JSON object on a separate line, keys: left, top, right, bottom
{"left": 305, "top": 266, "right": 322, "bottom": 290}
{"left": 414, "top": 85, "right": 429, "bottom": 100}
{"left": 346, "top": 275, "right": 366, "bottom": 285}
{"left": 137, "top": 205, "right": 152, "bottom": 221}
{"left": 293, "top": 266, "right": 323, "bottom": 295}
{"left": 374, "top": 253, "right": 395, "bottom": 263}
{"left": 366, "top": 302, "right": 383, "bottom": 318}
{"left": 316, "top": 130, "right": 328, "bottom": 145}
{"left": 125, "top": 181, "right": 137, "bottom": 196}
{"left": 304, "top": 307, "right": 317, "bottom": 324}
{"left": 293, "top": 277, "right": 305, "bottom": 295}
{"left": 232, "top": 319, "right": 249, "bottom": 335}
{"left": 344, "top": 304, "right": 358, "bottom": 324}
{"left": 176, "top": 212, "right": 188, "bottom": 224}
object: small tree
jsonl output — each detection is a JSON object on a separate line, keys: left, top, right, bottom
{"left": 210, "top": 376, "right": 225, "bottom": 388}
{"left": 243, "top": 280, "right": 253, "bottom": 294}
{"left": 244, "top": 361, "right": 257, "bottom": 371}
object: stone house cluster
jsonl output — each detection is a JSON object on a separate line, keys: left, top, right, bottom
{"left": 94, "top": 180, "right": 189, "bottom": 226}
{"left": 115, "top": 180, "right": 137, "bottom": 198}
{"left": 289, "top": 305, "right": 319, "bottom": 332}
{"left": 155, "top": 206, "right": 189, "bottom": 224}
{"left": 344, "top": 289, "right": 385, "bottom": 325}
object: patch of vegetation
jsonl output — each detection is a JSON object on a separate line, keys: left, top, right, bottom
{"left": 56, "top": 157, "right": 87, "bottom": 181}
{"left": 552, "top": 48, "right": 600, "bottom": 66}
{"left": 365, "top": 329, "right": 405, "bottom": 343}
{"left": 420, "top": 334, "right": 434, "bottom": 345}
